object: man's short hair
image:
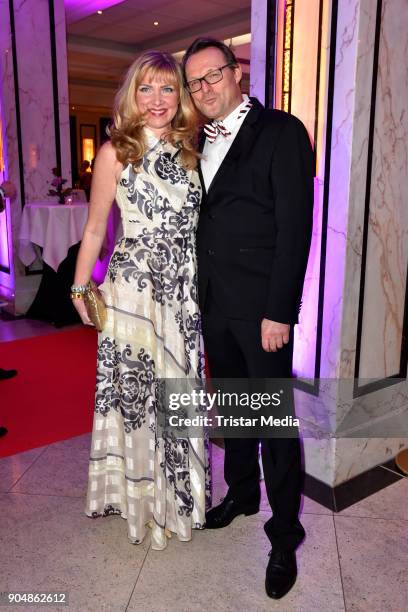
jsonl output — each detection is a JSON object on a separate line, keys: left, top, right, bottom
{"left": 182, "top": 37, "right": 238, "bottom": 76}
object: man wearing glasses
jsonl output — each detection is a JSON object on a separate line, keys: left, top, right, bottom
{"left": 182, "top": 38, "right": 314, "bottom": 600}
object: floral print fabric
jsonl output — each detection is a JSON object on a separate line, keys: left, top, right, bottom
{"left": 85, "top": 134, "right": 211, "bottom": 550}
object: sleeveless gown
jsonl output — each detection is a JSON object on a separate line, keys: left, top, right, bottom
{"left": 85, "top": 132, "right": 211, "bottom": 550}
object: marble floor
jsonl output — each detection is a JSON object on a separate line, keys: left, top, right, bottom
{"left": 0, "top": 316, "right": 80, "bottom": 344}
{"left": 0, "top": 435, "right": 406, "bottom": 612}
{"left": 1, "top": 319, "right": 407, "bottom": 611}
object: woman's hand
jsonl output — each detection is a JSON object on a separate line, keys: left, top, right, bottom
{"left": 72, "top": 297, "right": 94, "bottom": 327}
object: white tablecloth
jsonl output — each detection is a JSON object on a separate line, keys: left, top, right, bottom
{"left": 18, "top": 201, "right": 89, "bottom": 272}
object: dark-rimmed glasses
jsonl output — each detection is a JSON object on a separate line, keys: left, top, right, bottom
{"left": 185, "top": 63, "right": 235, "bottom": 94}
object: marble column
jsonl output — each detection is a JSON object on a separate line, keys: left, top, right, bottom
{"left": 324, "top": 0, "right": 408, "bottom": 487}
{"left": 0, "top": 0, "right": 70, "bottom": 314}
{"left": 250, "top": 0, "right": 408, "bottom": 505}
{"left": 249, "top": 0, "right": 271, "bottom": 104}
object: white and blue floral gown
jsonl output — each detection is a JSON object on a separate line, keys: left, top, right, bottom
{"left": 85, "top": 130, "right": 211, "bottom": 550}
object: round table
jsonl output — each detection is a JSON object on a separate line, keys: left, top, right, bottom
{"left": 18, "top": 201, "right": 89, "bottom": 272}
{"left": 18, "top": 201, "right": 89, "bottom": 326}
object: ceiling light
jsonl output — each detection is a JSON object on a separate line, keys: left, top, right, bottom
{"left": 97, "top": 10, "right": 103, "bottom": 15}
{"left": 153, "top": 20, "right": 159, "bottom": 26}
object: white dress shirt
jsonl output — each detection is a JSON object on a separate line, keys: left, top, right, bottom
{"left": 201, "top": 94, "right": 251, "bottom": 191}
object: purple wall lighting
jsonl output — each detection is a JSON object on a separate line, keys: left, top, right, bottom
{"left": 293, "top": 178, "right": 322, "bottom": 378}
{"left": 0, "top": 98, "right": 11, "bottom": 278}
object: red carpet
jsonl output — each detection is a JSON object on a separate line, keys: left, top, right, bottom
{"left": 0, "top": 327, "right": 97, "bottom": 458}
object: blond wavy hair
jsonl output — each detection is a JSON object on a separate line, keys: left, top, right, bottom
{"left": 109, "top": 51, "right": 199, "bottom": 170}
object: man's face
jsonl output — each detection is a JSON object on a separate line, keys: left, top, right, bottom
{"left": 184, "top": 47, "right": 243, "bottom": 121}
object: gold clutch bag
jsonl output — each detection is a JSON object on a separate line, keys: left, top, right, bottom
{"left": 84, "top": 281, "right": 107, "bottom": 332}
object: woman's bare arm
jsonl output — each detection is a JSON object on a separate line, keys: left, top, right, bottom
{"left": 73, "top": 142, "right": 122, "bottom": 324}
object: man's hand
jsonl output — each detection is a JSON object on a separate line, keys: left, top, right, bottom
{"left": 261, "top": 318, "right": 290, "bottom": 352}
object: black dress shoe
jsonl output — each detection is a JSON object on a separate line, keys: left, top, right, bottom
{"left": 0, "top": 426, "right": 8, "bottom": 438}
{"left": 0, "top": 368, "right": 18, "bottom": 381}
{"left": 205, "top": 498, "right": 259, "bottom": 529}
{"left": 265, "top": 550, "right": 297, "bottom": 599}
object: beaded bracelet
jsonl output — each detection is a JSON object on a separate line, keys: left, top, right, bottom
{"left": 70, "top": 283, "right": 88, "bottom": 294}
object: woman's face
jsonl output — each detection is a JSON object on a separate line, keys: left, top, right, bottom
{"left": 136, "top": 72, "right": 179, "bottom": 137}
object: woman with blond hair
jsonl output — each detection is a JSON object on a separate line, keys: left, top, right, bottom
{"left": 72, "top": 51, "right": 210, "bottom": 550}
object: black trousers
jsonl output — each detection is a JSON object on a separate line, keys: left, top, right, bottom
{"left": 202, "top": 292, "right": 305, "bottom": 552}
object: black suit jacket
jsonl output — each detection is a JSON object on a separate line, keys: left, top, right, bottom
{"left": 196, "top": 97, "right": 314, "bottom": 324}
